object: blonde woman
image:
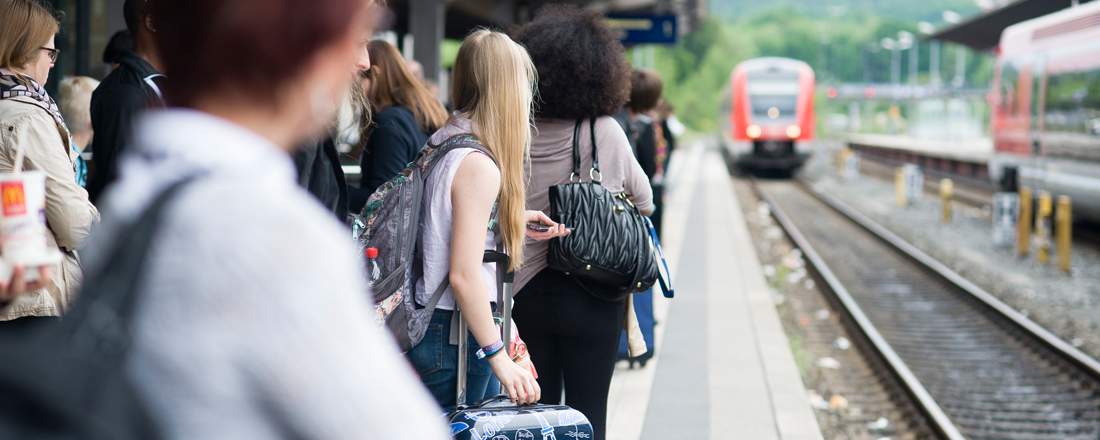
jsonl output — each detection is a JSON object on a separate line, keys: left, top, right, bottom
{"left": 0, "top": 0, "right": 99, "bottom": 322}
{"left": 406, "top": 29, "right": 569, "bottom": 409}
{"left": 59, "top": 76, "right": 99, "bottom": 186}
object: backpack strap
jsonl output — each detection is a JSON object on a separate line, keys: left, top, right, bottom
{"left": 63, "top": 174, "right": 204, "bottom": 342}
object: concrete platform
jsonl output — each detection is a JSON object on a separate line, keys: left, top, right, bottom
{"left": 606, "top": 141, "right": 822, "bottom": 440}
{"left": 846, "top": 133, "right": 992, "bottom": 164}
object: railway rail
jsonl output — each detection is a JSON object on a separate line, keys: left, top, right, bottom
{"left": 753, "top": 178, "right": 1100, "bottom": 440}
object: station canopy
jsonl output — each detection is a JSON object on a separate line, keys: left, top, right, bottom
{"left": 929, "top": 0, "right": 1096, "bottom": 51}
{"left": 386, "top": 0, "right": 702, "bottom": 40}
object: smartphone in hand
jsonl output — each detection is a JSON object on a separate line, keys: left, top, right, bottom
{"left": 526, "top": 222, "right": 551, "bottom": 233}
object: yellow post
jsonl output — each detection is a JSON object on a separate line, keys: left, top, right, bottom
{"left": 940, "top": 178, "right": 954, "bottom": 223}
{"left": 895, "top": 168, "right": 907, "bottom": 207}
{"left": 1017, "top": 187, "right": 1032, "bottom": 257}
{"left": 1036, "top": 191, "right": 1053, "bottom": 264}
{"left": 1056, "top": 196, "right": 1072, "bottom": 274}
{"left": 837, "top": 147, "right": 851, "bottom": 173}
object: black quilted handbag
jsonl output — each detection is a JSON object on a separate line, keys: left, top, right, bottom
{"left": 548, "top": 118, "right": 658, "bottom": 301}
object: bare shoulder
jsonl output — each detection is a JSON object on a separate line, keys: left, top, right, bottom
{"left": 453, "top": 150, "right": 501, "bottom": 190}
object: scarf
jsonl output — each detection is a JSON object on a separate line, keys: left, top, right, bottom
{"left": 0, "top": 69, "right": 69, "bottom": 134}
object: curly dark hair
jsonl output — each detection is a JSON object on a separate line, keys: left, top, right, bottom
{"left": 514, "top": 5, "right": 630, "bottom": 120}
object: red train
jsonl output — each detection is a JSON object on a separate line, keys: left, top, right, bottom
{"left": 720, "top": 57, "right": 816, "bottom": 173}
{"left": 990, "top": 1, "right": 1100, "bottom": 220}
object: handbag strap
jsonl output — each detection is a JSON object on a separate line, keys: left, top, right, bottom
{"left": 570, "top": 118, "right": 603, "bottom": 183}
{"left": 645, "top": 216, "right": 675, "bottom": 298}
{"left": 589, "top": 117, "right": 601, "bottom": 182}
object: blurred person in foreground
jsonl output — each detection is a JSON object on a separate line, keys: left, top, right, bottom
{"left": 348, "top": 39, "right": 447, "bottom": 212}
{"left": 80, "top": 0, "right": 449, "bottom": 437}
{"left": 59, "top": 76, "right": 99, "bottom": 187}
{"left": 86, "top": 0, "right": 165, "bottom": 204}
{"left": 0, "top": 0, "right": 98, "bottom": 324}
{"left": 512, "top": 7, "right": 653, "bottom": 439}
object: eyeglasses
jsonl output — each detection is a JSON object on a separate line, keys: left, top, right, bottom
{"left": 39, "top": 47, "right": 59, "bottom": 63}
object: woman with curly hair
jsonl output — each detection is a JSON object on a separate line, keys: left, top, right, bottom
{"left": 512, "top": 6, "right": 654, "bottom": 439}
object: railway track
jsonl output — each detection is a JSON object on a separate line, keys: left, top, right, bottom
{"left": 753, "top": 179, "right": 1100, "bottom": 439}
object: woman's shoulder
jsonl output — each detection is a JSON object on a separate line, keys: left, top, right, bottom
{"left": 374, "top": 106, "right": 417, "bottom": 126}
{"left": 0, "top": 98, "right": 52, "bottom": 126}
{"left": 593, "top": 115, "right": 631, "bottom": 151}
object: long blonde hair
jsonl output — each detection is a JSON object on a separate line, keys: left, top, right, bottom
{"left": 451, "top": 30, "right": 536, "bottom": 271}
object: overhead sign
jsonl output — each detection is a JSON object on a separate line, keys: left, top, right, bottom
{"left": 605, "top": 14, "right": 678, "bottom": 45}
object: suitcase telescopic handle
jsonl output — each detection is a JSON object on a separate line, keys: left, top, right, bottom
{"left": 456, "top": 250, "right": 516, "bottom": 407}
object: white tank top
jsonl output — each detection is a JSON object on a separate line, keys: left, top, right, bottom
{"left": 413, "top": 147, "right": 499, "bottom": 310}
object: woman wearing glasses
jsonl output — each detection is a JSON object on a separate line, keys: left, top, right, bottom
{"left": 0, "top": 0, "right": 99, "bottom": 324}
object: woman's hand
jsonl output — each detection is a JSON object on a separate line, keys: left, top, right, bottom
{"left": 0, "top": 266, "right": 50, "bottom": 305}
{"left": 488, "top": 354, "right": 541, "bottom": 405}
{"left": 524, "top": 210, "right": 570, "bottom": 241}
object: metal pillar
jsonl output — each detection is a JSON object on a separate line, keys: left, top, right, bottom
{"left": 410, "top": 0, "right": 444, "bottom": 85}
{"left": 909, "top": 41, "right": 918, "bottom": 84}
{"left": 930, "top": 40, "right": 941, "bottom": 86}
{"left": 953, "top": 46, "right": 966, "bottom": 87}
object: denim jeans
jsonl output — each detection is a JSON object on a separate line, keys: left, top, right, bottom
{"left": 407, "top": 309, "right": 498, "bottom": 411}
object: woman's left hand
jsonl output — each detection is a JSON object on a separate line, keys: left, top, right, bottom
{"left": 524, "top": 210, "right": 570, "bottom": 241}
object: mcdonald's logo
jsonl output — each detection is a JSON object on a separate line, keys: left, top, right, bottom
{"left": 1, "top": 182, "right": 26, "bottom": 216}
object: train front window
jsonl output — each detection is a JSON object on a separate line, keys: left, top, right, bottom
{"left": 749, "top": 93, "right": 798, "bottom": 120}
{"left": 747, "top": 78, "right": 799, "bottom": 120}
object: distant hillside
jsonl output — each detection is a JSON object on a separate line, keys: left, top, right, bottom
{"left": 710, "top": 0, "right": 982, "bottom": 23}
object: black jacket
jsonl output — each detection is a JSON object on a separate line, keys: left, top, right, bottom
{"left": 87, "top": 52, "right": 164, "bottom": 204}
{"left": 347, "top": 106, "right": 429, "bottom": 213}
{"left": 615, "top": 111, "right": 658, "bottom": 182}
{"left": 293, "top": 137, "right": 349, "bottom": 222}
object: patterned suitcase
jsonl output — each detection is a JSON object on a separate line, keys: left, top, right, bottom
{"left": 448, "top": 250, "right": 595, "bottom": 440}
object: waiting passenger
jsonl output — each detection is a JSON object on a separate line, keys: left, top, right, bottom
{"left": 86, "top": 0, "right": 165, "bottom": 205}
{"left": 406, "top": 29, "right": 568, "bottom": 409}
{"left": 513, "top": 7, "right": 654, "bottom": 439}
{"left": 0, "top": 0, "right": 99, "bottom": 324}
{"left": 348, "top": 39, "right": 448, "bottom": 212}
{"left": 59, "top": 76, "right": 99, "bottom": 187}
{"left": 621, "top": 69, "right": 667, "bottom": 236}
{"left": 80, "top": 0, "right": 448, "bottom": 437}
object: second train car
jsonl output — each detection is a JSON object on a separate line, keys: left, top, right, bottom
{"left": 720, "top": 57, "right": 815, "bottom": 173}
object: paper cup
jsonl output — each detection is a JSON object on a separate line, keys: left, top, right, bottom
{"left": 0, "top": 171, "right": 60, "bottom": 269}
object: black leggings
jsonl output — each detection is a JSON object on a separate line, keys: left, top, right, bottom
{"left": 513, "top": 269, "right": 624, "bottom": 440}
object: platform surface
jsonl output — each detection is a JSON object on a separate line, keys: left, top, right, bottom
{"left": 606, "top": 142, "right": 822, "bottom": 440}
{"left": 846, "top": 133, "right": 992, "bottom": 164}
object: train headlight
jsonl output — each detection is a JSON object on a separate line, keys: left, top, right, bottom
{"left": 746, "top": 124, "right": 762, "bottom": 139}
{"left": 786, "top": 125, "right": 802, "bottom": 138}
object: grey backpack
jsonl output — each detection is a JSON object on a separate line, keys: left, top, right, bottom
{"left": 354, "top": 133, "right": 491, "bottom": 352}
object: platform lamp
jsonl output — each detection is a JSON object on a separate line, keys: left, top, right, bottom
{"left": 942, "top": 10, "right": 966, "bottom": 88}
{"left": 897, "top": 31, "right": 917, "bottom": 86}
{"left": 880, "top": 37, "right": 900, "bottom": 86}
{"left": 917, "top": 21, "right": 941, "bottom": 87}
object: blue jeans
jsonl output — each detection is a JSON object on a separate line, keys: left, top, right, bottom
{"left": 407, "top": 309, "right": 498, "bottom": 410}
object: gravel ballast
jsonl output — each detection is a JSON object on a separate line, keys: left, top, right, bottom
{"left": 800, "top": 147, "right": 1100, "bottom": 360}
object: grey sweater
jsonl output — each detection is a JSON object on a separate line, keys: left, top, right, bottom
{"left": 516, "top": 116, "right": 654, "bottom": 293}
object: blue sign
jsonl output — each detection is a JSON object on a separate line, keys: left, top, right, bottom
{"left": 605, "top": 14, "right": 678, "bottom": 45}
